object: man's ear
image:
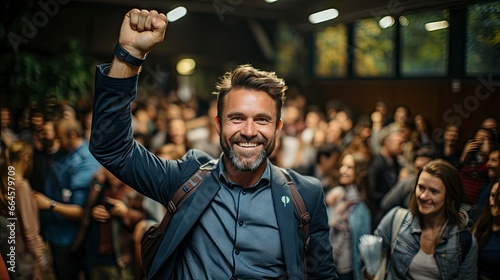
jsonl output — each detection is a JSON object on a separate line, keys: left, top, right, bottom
{"left": 215, "top": 115, "right": 221, "bottom": 135}
{"left": 276, "top": 119, "right": 283, "bottom": 134}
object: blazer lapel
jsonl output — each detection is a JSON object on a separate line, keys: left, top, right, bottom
{"left": 270, "top": 166, "right": 300, "bottom": 278}
{"left": 149, "top": 171, "right": 221, "bottom": 278}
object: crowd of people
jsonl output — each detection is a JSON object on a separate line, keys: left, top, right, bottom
{"left": 2, "top": 85, "right": 499, "bottom": 280}
{"left": 1, "top": 8, "right": 500, "bottom": 280}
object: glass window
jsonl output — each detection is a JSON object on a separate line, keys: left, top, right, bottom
{"left": 466, "top": 2, "right": 500, "bottom": 76}
{"left": 313, "top": 24, "right": 347, "bottom": 78}
{"left": 354, "top": 17, "right": 396, "bottom": 77}
{"left": 400, "top": 10, "right": 449, "bottom": 77}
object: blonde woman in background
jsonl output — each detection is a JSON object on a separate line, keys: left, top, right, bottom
{"left": 0, "top": 141, "right": 48, "bottom": 279}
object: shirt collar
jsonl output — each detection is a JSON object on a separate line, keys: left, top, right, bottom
{"left": 217, "top": 153, "right": 271, "bottom": 190}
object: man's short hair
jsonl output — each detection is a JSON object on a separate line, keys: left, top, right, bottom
{"left": 378, "top": 124, "right": 402, "bottom": 146}
{"left": 58, "top": 118, "right": 83, "bottom": 138}
{"left": 213, "top": 64, "right": 287, "bottom": 124}
{"left": 414, "top": 145, "right": 439, "bottom": 161}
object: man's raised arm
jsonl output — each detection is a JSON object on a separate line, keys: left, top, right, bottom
{"left": 90, "top": 9, "right": 176, "bottom": 203}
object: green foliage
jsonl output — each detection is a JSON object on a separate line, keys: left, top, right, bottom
{"left": 0, "top": 0, "right": 96, "bottom": 109}
{"left": 1, "top": 39, "right": 96, "bottom": 108}
{"left": 466, "top": 1, "right": 500, "bottom": 74}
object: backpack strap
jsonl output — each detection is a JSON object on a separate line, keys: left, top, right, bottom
{"left": 158, "top": 160, "right": 217, "bottom": 234}
{"left": 391, "top": 207, "right": 408, "bottom": 255}
{"left": 276, "top": 167, "right": 310, "bottom": 278}
{"left": 458, "top": 219, "right": 473, "bottom": 263}
{"left": 459, "top": 231, "right": 472, "bottom": 263}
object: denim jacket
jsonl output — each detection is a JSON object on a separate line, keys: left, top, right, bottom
{"left": 375, "top": 207, "right": 478, "bottom": 280}
{"left": 349, "top": 202, "right": 372, "bottom": 280}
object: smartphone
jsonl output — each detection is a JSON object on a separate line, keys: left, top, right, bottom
{"left": 104, "top": 199, "right": 114, "bottom": 211}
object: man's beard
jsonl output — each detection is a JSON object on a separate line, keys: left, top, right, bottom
{"left": 220, "top": 133, "right": 276, "bottom": 172}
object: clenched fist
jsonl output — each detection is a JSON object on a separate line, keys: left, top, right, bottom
{"left": 119, "top": 9, "right": 168, "bottom": 60}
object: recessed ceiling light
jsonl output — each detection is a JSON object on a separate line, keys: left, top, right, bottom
{"left": 399, "top": 16, "right": 409, "bottom": 27}
{"left": 308, "top": 8, "right": 339, "bottom": 24}
{"left": 425, "top": 20, "right": 449, "bottom": 31}
{"left": 379, "top": 16, "right": 395, "bottom": 29}
{"left": 264, "top": 0, "right": 278, "bottom": 3}
{"left": 167, "top": 6, "right": 187, "bottom": 22}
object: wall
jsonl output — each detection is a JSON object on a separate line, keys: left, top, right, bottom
{"left": 309, "top": 77, "right": 500, "bottom": 144}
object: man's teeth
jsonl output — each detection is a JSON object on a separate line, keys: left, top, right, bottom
{"left": 238, "top": 143, "right": 258, "bottom": 147}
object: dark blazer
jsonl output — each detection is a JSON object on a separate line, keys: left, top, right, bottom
{"left": 90, "top": 64, "right": 337, "bottom": 280}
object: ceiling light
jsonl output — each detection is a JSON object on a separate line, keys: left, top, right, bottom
{"left": 308, "top": 8, "right": 339, "bottom": 24}
{"left": 264, "top": 0, "right": 278, "bottom": 3}
{"left": 176, "top": 58, "right": 196, "bottom": 75}
{"left": 167, "top": 6, "right": 187, "bottom": 22}
{"left": 399, "top": 16, "right": 409, "bottom": 27}
{"left": 425, "top": 20, "right": 449, "bottom": 31}
{"left": 379, "top": 16, "right": 395, "bottom": 29}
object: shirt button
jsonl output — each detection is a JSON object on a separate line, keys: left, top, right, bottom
{"left": 242, "top": 191, "right": 246, "bottom": 195}
{"left": 235, "top": 250, "right": 240, "bottom": 255}
{"left": 231, "top": 277, "right": 237, "bottom": 280}
{"left": 239, "top": 221, "right": 243, "bottom": 226}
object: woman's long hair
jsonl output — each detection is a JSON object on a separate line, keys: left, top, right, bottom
{"left": 339, "top": 151, "right": 372, "bottom": 211}
{"left": 474, "top": 180, "right": 500, "bottom": 248}
{"left": 408, "top": 159, "right": 463, "bottom": 226}
{"left": 0, "top": 141, "right": 33, "bottom": 212}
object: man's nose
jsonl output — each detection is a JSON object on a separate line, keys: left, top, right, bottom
{"left": 241, "top": 120, "right": 257, "bottom": 137}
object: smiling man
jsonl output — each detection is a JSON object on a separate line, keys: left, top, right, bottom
{"left": 89, "top": 8, "right": 337, "bottom": 280}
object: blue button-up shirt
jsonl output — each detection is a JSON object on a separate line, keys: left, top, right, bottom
{"left": 175, "top": 157, "right": 286, "bottom": 279}
{"left": 41, "top": 141, "right": 100, "bottom": 246}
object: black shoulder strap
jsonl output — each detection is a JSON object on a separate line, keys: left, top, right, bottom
{"left": 459, "top": 230, "right": 472, "bottom": 263}
{"left": 158, "top": 160, "right": 217, "bottom": 234}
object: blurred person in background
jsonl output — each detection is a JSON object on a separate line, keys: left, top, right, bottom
{"left": 34, "top": 118, "right": 101, "bottom": 279}
{"left": 165, "top": 117, "right": 191, "bottom": 157}
{"left": 436, "top": 123, "right": 462, "bottom": 170}
{"left": 29, "top": 120, "right": 66, "bottom": 193}
{"left": 326, "top": 152, "right": 371, "bottom": 280}
{"left": 413, "top": 114, "right": 435, "bottom": 152}
{"left": 369, "top": 110, "right": 384, "bottom": 155}
{"left": 1, "top": 107, "right": 18, "bottom": 165}
{"left": 477, "top": 145, "right": 500, "bottom": 212}
{"left": 312, "top": 142, "right": 343, "bottom": 194}
{"left": 473, "top": 179, "right": 500, "bottom": 280}
{"left": 481, "top": 118, "right": 498, "bottom": 145}
{"left": 460, "top": 127, "right": 494, "bottom": 216}
{"left": 369, "top": 127, "right": 404, "bottom": 226}
{"left": 345, "top": 116, "right": 372, "bottom": 163}
{"left": 0, "top": 141, "right": 49, "bottom": 279}
{"left": 86, "top": 168, "right": 145, "bottom": 279}
{"left": 380, "top": 146, "right": 438, "bottom": 213}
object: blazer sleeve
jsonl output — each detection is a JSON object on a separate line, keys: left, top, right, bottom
{"left": 90, "top": 64, "right": 181, "bottom": 204}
